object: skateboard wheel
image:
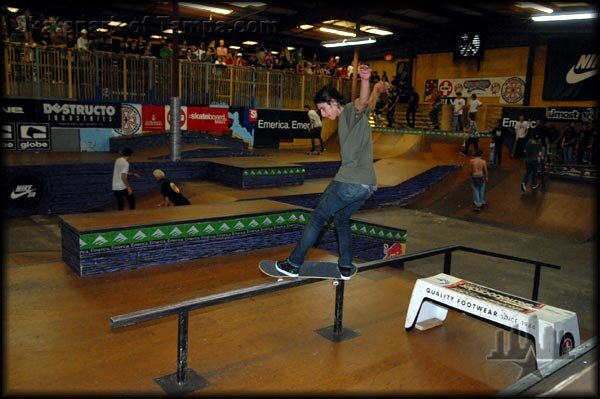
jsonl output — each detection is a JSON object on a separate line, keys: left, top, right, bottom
{"left": 333, "top": 280, "right": 339, "bottom": 286}
{"left": 277, "top": 278, "right": 285, "bottom": 282}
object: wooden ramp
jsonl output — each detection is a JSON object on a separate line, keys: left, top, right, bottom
{"left": 5, "top": 243, "right": 562, "bottom": 395}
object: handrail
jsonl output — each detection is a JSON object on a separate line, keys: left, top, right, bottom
{"left": 111, "top": 244, "right": 561, "bottom": 329}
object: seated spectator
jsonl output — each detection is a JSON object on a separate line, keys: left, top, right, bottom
{"left": 216, "top": 39, "right": 227, "bottom": 58}
{"left": 225, "top": 52, "right": 234, "bottom": 65}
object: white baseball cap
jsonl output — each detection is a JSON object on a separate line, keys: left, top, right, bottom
{"left": 153, "top": 169, "right": 165, "bottom": 179}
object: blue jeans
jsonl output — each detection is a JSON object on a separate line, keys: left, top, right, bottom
{"left": 471, "top": 176, "right": 485, "bottom": 208}
{"left": 289, "top": 180, "right": 374, "bottom": 268}
{"left": 453, "top": 114, "right": 463, "bottom": 131}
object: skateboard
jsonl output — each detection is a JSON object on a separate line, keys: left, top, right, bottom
{"left": 259, "top": 260, "right": 357, "bottom": 284}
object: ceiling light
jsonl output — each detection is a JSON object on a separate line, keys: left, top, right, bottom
{"left": 515, "top": 2, "right": 554, "bottom": 13}
{"left": 322, "top": 36, "right": 376, "bottom": 48}
{"left": 242, "top": 40, "right": 258, "bottom": 45}
{"left": 108, "top": 21, "right": 124, "bottom": 26}
{"left": 163, "top": 28, "right": 183, "bottom": 34}
{"left": 7, "top": 7, "right": 19, "bottom": 13}
{"left": 228, "top": 2, "right": 266, "bottom": 7}
{"left": 180, "top": 3, "right": 233, "bottom": 15}
{"left": 361, "top": 27, "right": 394, "bottom": 36}
{"left": 229, "top": 45, "right": 241, "bottom": 49}
{"left": 287, "top": 47, "right": 296, "bottom": 50}
{"left": 95, "top": 28, "right": 108, "bottom": 32}
{"left": 532, "top": 12, "right": 597, "bottom": 21}
{"left": 319, "top": 26, "right": 356, "bottom": 37}
{"left": 299, "top": 24, "right": 314, "bottom": 30}
{"left": 150, "top": 35, "right": 164, "bottom": 39}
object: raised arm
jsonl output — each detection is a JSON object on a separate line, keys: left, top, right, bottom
{"left": 354, "top": 64, "right": 385, "bottom": 113}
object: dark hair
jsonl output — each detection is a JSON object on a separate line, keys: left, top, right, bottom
{"left": 122, "top": 147, "right": 133, "bottom": 156}
{"left": 471, "top": 93, "right": 477, "bottom": 99}
{"left": 304, "top": 104, "right": 310, "bottom": 110}
{"left": 314, "top": 85, "right": 348, "bottom": 106}
{"left": 474, "top": 149, "right": 483, "bottom": 157}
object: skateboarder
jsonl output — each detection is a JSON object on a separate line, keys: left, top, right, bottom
{"left": 275, "top": 64, "right": 386, "bottom": 280}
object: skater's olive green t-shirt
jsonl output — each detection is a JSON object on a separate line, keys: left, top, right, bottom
{"left": 334, "top": 102, "right": 377, "bottom": 186}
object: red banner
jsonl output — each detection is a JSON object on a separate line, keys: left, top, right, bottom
{"left": 142, "top": 105, "right": 166, "bottom": 132}
{"left": 187, "top": 107, "right": 229, "bottom": 132}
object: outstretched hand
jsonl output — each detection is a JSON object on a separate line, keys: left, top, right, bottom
{"left": 358, "top": 64, "right": 371, "bottom": 81}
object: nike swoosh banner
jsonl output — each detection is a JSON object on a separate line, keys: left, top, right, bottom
{"left": 543, "top": 38, "right": 598, "bottom": 100}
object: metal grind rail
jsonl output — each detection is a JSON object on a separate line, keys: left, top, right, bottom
{"left": 110, "top": 244, "right": 561, "bottom": 394}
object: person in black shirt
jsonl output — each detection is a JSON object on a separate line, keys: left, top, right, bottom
{"left": 153, "top": 169, "right": 191, "bottom": 207}
{"left": 489, "top": 119, "right": 512, "bottom": 166}
{"left": 386, "top": 85, "right": 400, "bottom": 128}
{"left": 406, "top": 86, "right": 419, "bottom": 128}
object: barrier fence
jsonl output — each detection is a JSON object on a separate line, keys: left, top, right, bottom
{"left": 110, "top": 244, "right": 562, "bottom": 394}
{"left": 4, "top": 43, "right": 351, "bottom": 109}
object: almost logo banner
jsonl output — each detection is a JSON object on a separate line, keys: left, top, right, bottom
{"left": 2, "top": 123, "right": 17, "bottom": 150}
{"left": 543, "top": 38, "right": 598, "bottom": 100}
{"left": 6, "top": 175, "right": 43, "bottom": 209}
{"left": 187, "top": 106, "right": 229, "bottom": 132}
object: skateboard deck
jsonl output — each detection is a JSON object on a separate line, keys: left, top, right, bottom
{"left": 259, "top": 260, "right": 357, "bottom": 280}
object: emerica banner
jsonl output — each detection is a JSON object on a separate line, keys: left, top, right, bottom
{"left": 543, "top": 38, "right": 598, "bottom": 101}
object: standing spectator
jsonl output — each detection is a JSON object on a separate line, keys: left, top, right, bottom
{"left": 460, "top": 114, "right": 480, "bottom": 156}
{"left": 406, "top": 86, "right": 419, "bottom": 128}
{"left": 532, "top": 117, "right": 550, "bottom": 165}
{"left": 489, "top": 118, "right": 509, "bottom": 166}
{"left": 512, "top": 114, "right": 530, "bottom": 158}
{"left": 305, "top": 105, "right": 324, "bottom": 153}
{"left": 576, "top": 122, "right": 592, "bottom": 164}
{"left": 15, "top": 9, "right": 32, "bottom": 44}
{"left": 560, "top": 123, "right": 577, "bottom": 164}
{"left": 470, "top": 150, "right": 488, "bottom": 211}
{"left": 50, "top": 27, "right": 66, "bottom": 47}
{"left": 76, "top": 29, "right": 89, "bottom": 51}
{"left": 216, "top": 39, "right": 227, "bottom": 59}
{"left": 159, "top": 41, "right": 173, "bottom": 59}
{"left": 153, "top": 169, "right": 191, "bottom": 207}
{"left": 112, "top": 148, "right": 140, "bottom": 211}
{"left": 452, "top": 91, "right": 466, "bottom": 131}
{"left": 346, "top": 63, "right": 354, "bottom": 78}
{"left": 546, "top": 121, "right": 562, "bottom": 163}
{"left": 386, "top": 85, "right": 400, "bottom": 128}
{"left": 521, "top": 135, "right": 542, "bottom": 192}
{"left": 65, "top": 30, "right": 76, "bottom": 49}
{"left": 381, "top": 71, "right": 389, "bottom": 82}
{"left": 468, "top": 93, "right": 482, "bottom": 122}
{"left": 428, "top": 88, "right": 442, "bottom": 130}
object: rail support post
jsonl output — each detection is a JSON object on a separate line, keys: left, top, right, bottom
{"left": 315, "top": 280, "right": 359, "bottom": 343}
{"left": 154, "top": 311, "right": 209, "bottom": 395}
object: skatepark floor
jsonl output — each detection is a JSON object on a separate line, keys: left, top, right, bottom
{"left": 3, "top": 133, "right": 597, "bottom": 395}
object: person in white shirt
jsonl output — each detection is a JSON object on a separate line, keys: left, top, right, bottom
{"left": 112, "top": 147, "right": 140, "bottom": 210}
{"left": 512, "top": 114, "right": 530, "bottom": 158}
{"left": 468, "top": 93, "right": 482, "bottom": 125}
{"left": 453, "top": 91, "right": 466, "bottom": 131}
{"left": 305, "top": 105, "right": 324, "bottom": 152}
{"left": 76, "top": 29, "right": 89, "bottom": 51}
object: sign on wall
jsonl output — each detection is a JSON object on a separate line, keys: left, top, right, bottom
{"left": 37, "top": 101, "right": 121, "bottom": 128}
{"left": 187, "top": 107, "right": 229, "bottom": 131}
{"left": 113, "top": 103, "right": 142, "bottom": 136}
{"left": 142, "top": 104, "right": 166, "bottom": 132}
{"left": 424, "top": 76, "right": 527, "bottom": 104}
{"left": 543, "top": 39, "right": 598, "bottom": 101}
